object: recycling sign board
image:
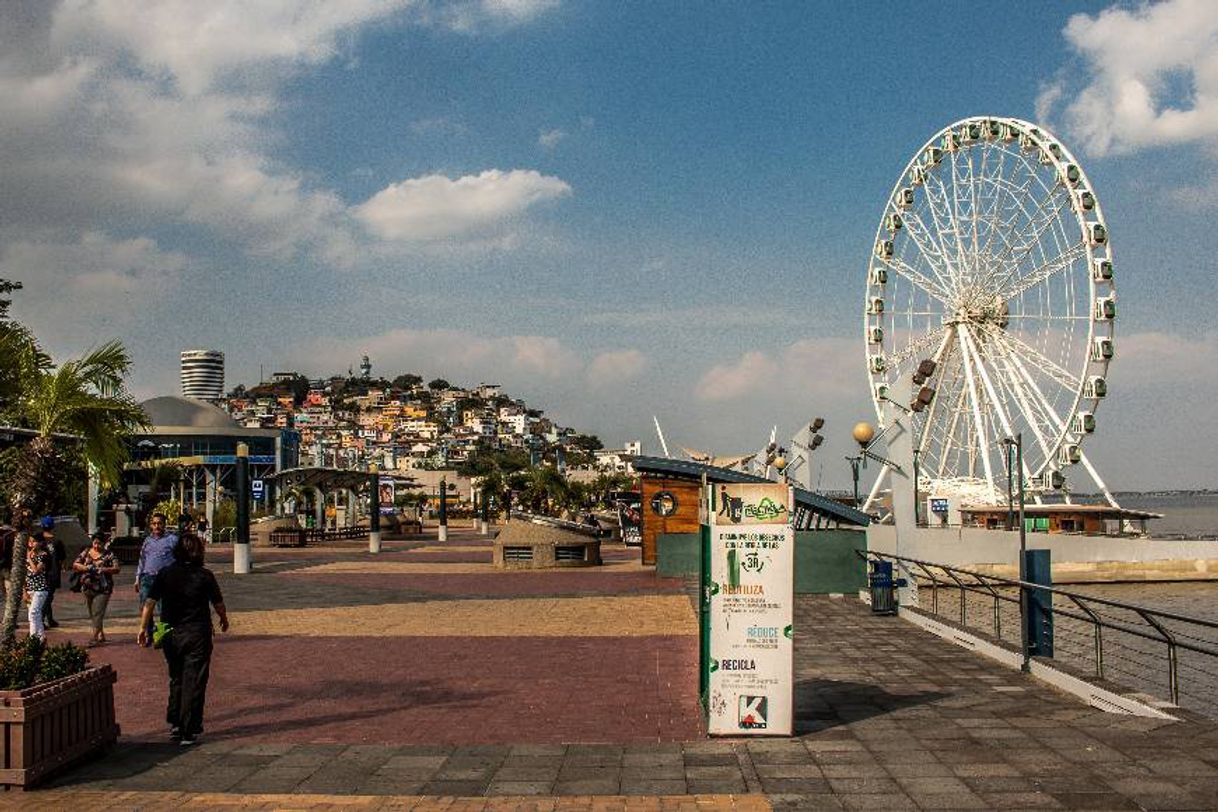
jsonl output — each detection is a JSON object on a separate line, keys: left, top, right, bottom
{"left": 705, "top": 482, "right": 794, "bottom": 736}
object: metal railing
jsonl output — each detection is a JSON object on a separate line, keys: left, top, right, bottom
{"left": 863, "top": 550, "right": 1218, "bottom": 712}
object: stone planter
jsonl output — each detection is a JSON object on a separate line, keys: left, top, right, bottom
{"left": 0, "top": 665, "right": 119, "bottom": 790}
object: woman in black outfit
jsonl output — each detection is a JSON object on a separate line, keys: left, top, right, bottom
{"left": 137, "top": 533, "right": 229, "bottom": 745}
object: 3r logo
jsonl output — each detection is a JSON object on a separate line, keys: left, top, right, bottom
{"left": 738, "top": 695, "right": 767, "bottom": 729}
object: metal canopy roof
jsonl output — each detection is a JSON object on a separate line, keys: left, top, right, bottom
{"left": 270, "top": 466, "right": 419, "bottom": 493}
{"left": 632, "top": 455, "right": 871, "bottom": 527}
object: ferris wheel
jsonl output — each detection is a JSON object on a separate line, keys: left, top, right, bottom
{"left": 863, "top": 116, "right": 1117, "bottom": 506}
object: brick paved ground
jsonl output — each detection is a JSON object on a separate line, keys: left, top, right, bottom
{"left": 24, "top": 528, "right": 1218, "bottom": 809}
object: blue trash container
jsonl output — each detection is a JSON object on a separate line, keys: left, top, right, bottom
{"left": 869, "top": 560, "right": 898, "bottom": 615}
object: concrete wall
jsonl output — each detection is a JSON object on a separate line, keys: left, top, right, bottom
{"left": 867, "top": 524, "right": 1218, "bottom": 582}
{"left": 656, "top": 529, "right": 867, "bottom": 593}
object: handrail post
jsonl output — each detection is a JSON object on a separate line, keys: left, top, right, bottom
{"left": 944, "top": 570, "right": 968, "bottom": 626}
{"left": 1139, "top": 609, "right": 1181, "bottom": 706}
{"left": 1067, "top": 595, "right": 1105, "bottom": 680}
{"left": 914, "top": 562, "right": 939, "bottom": 615}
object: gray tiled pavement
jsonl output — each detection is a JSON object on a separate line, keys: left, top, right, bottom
{"left": 39, "top": 594, "right": 1218, "bottom": 809}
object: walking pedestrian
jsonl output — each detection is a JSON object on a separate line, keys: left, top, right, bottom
{"left": 73, "top": 532, "right": 120, "bottom": 646}
{"left": 135, "top": 512, "right": 177, "bottom": 643}
{"left": 39, "top": 517, "right": 66, "bottom": 628}
{"left": 137, "top": 533, "right": 228, "bottom": 745}
{"left": 24, "top": 533, "right": 52, "bottom": 640}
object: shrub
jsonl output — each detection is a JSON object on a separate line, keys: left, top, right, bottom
{"left": 39, "top": 641, "right": 90, "bottom": 683}
{"left": 0, "top": 636, "right": 89, "bottom": 690}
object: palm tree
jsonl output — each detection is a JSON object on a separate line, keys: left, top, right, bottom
{"left": 520, "top": 466, "right": 569, "bottom": 516}
{"left": 1, "top": 338, "right": 148, "bottom": 643}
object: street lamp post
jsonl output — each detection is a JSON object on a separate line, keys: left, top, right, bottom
{"left": 845, "top": 455, "right": 863, "bottom": 507}
{"left": 234, "top": 442, "right": 251, "bottom": 574}
{"left": 1004, "top": 441, "right": 1015, "bottom": 532}
{"left": 369, "top": 463, "right": 382, "bottom": 554}
{"left": 1003, "top": 433, "right": 1030, "bottom": 672}
{"left": 438, "top": 477, "right": 449, "bottom": 542}
{"left": 848, "top": 421, "right": 875, "bottom": 510}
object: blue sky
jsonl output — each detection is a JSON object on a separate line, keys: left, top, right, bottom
{"left": 3, "top": 0, "right": 1217, "bottom": 489}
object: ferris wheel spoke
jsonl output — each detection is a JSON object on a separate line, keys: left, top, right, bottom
{"left": 888, "top": 325, "right": 950, "bottom": 370}
{"left": 935, "top": 369, "right": 970, "bottom": 480}
{"left": 915, "top": 329, "right": 956, "bottom": 454}
{"left": 895, "top": 210, "right": 957, "bottom": 293}
{"left": 999, "top": 241, "right": 1088, "bottom": 302}
{"left": 973, "top": 143, "right": 1013, "bottom": 270}
{"left": 980, "top": 324, "right": 1079, "bottom": 392}
{"left": 877, "top": 256, "right": 952, "bottom": 304}
{"left": 988, "top": 185, "right": 1072, "bottom": 294}
{"left": 947, "top": 149, "right": 975, "bottom": 292}
{"left": 920, "top": 174, "right": 968, "bottom": 293}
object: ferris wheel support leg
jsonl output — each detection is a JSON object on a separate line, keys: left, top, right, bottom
{"left": 1079, "top": 451, "right": 1120, "bottom": 509}
{"left": 861, "top": 464, "right": 891, "bottom": 514}
{"left": 956, "top": 324, "right": 997, "bottom": 501}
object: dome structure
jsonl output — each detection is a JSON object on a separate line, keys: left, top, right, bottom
{"left": 140, "top": 395, "right": 241, "bottom": 431}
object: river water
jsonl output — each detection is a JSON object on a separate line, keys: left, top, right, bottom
{"left": 1119, "top": 491, "right": 1218, "bottom": 538}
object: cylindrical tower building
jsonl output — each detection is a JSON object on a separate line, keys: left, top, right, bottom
{"left": 181, "top": 349, "right": 225, "bottom": 400}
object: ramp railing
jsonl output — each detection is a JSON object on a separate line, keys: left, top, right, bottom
{"left": 862, "top": 550, "right": 1218, "bottom": 714}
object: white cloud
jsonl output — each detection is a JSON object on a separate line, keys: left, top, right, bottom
{"left": 695, "top": 338, "right": 862, "bottom": 403}
{"left": 695, "top": 351, "right": 781, "bottom": 401}
{"left": 582, "top": 304, "right": 802, "bottom": 330}
{"left": 2, "top": 232, "right": 191, "bottom": 353}
{"left": 54, "top": 1, "right": 415, "bottom": 96}
{"left": 1110, "top": 330, "right": 1218, "bottom": 386}
{"left": 0, "top": 2, "right": 566, "bottom": 271}
{"left": 587, "top": 350, "right": 648, "bottom": 386}
{"left": 439, "top": 0, "right": 560, "bottom": 32}
{"left": 355, "top": 169, "right": 572, "bottom": 241}
{"left": 1040, "top": 0, "right": 1218, "bottom": 156}
{"left": 538, "top": 128, "right": 567, "bottom": 149}
{"left": 291, "top": 327, "right": 581, "bottom": 383}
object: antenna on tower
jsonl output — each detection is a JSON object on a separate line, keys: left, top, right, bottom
{"left": 653, "top": 416, "right": 671, "bottom": 458}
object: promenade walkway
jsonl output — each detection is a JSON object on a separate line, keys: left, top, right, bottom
{"left": 21, "top": 527, "right": 1218, "bottom": 809}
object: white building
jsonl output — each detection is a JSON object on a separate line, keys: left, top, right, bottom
{"left": 180, "top": 349, "right": 224, "bottom": 400}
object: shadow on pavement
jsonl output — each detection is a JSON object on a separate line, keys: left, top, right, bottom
{"left": 793, "top": 678, "right": 947, "bottom": 735}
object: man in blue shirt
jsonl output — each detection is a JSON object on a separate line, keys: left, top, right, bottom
{"left": 135, "top": 512, "right": 178, "bottom": 642}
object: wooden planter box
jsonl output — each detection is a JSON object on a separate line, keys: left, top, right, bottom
{"left": 0, "top": 665, "right": 119, "bottom": 790}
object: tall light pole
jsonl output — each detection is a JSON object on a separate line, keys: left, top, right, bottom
{"left": 234, "top": 442, "right": 251, "bottom": 574}
{"left": 1004, "top": 441, "right": 1015, "bottom": 532}
{"left": 369, "top": 463, "right": 381, "bottom": 554}
{"left": 845, "top": 455, "right": 863, "bottom": 507}
{"left": 1003, "top": 433, "right": 1029, "bottom": 672}
{"left": 848, "top": 422, "right": 874, "bottom": 508}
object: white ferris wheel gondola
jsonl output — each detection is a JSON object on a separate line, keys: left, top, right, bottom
{"left": 862, "top": 116, "right": 1117, "bottom": 508}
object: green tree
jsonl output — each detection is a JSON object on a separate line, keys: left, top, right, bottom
{"left": 392, "top": 374, "right": 422, "bottom": 390}
{"left": 427, "top": 378, "right": 450, "bottom": 391}
{"left": 0, "top": 278, "right": 20, "bottom": 320}
{"left": 520, "top": 466, "right": 569, "bottom": 516}
{"left": 1, "top": 338, "right": 149, "bottom": 643}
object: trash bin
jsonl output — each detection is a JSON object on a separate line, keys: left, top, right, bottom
{"left": 869, "top": 560, "right": 898, "bottom": 615}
